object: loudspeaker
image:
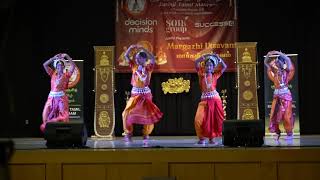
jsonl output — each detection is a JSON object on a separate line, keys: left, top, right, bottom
{"left": 222, "top": 120, "right": 264, "bottom": 147}
{"left": 44, "top": 121, "right": 87, "bottom": 148}
{"left": 0, "top": 139, "right": 14, "bottom": 180}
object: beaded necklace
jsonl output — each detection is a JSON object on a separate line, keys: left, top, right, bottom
{"left": 55, "top": 72, "right": 64, "bottom": 85}
{"left": 136, "top": 66, "right": 147, "bottom": 82}
{"left": 204, "top": 73, "right": 212, "bottom": 89}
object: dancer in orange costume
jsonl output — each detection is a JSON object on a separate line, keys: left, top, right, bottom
{"left": 194, "top": 53, "right": 227, "bottom": 144}
{"left": 122, "top": 44, "right": 163, "bottom": 143}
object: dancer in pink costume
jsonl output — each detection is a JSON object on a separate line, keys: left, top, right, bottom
{"left": 40, "top": 53, "right": 77, "bottom": 133}
{"left": 264, "top": 50, "right": 295, "bottom": 140}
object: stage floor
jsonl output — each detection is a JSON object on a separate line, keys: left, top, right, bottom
{"left": 8, "top": 135, "right": 320, "bottom": 180}
{"left": 12, "top": 135, "right": 320, "bottom": 150}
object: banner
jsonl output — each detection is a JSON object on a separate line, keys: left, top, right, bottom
{"left": 264, "top": 54, "right": 300, "bottom": 135}
{"left": 66, "top": 60, "right": 83, "bottom": 121}
{"left": 116, "top": 0, "right": 238, "bottom": 73}
{"left": 93, "top": 46, "right": 115, "bottom": 138}
{"left": 235, "top": 42, "right": 259, "bottom": 120}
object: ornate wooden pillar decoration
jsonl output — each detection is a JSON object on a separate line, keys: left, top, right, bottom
{"left": 93, "top": 46, "right": 115, "bottom": 138}
{"left": 235, "top": 42, "right": 259, "bottom": 120}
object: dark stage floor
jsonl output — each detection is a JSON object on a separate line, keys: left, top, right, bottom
{"left": 10, "top": 135, "right": 320, "bottom": 150}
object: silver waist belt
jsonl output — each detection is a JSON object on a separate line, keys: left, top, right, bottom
{"left": 131, "top": 86, "right": 151, "bottom": 95}
{"left": 49, "top": 91, "right": 65, "bottom": 97}
{"left": 201, "top": 90, "right": 218, "bottom": 99}
{"left": 274, "top": 87, "right": 290, "bottom": 95}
